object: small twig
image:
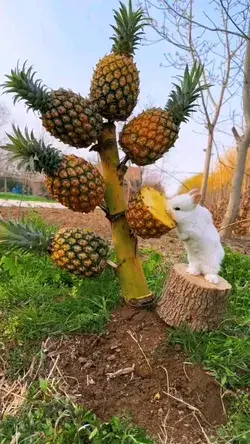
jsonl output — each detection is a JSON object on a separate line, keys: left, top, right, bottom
{"left": 183, "top": 362, "right": 191, "bottom": 382}
{"left": 9, "top": 432, "right": 21, "bottom": 444}
{"left": 47, "top": 354, "right": 60, "bottom": 380}
{"left": 162, "top": 390, "right": 200, "bottom": 414}
{"left": 127, "top": 330, "right": 152, "bottom": 371}
{"left": 160, "top": 365, "right": 170, "bottom": 393}
{"left": 193, "top": 412, "right": 212, "bottom": 444}
{"left": 219, "top": 217, "right": 250, "bottom": 232}
{"left": 0, "top": 387, "right": 26, "bottom": 400}
{"left": 106, "top": 259, "right": 118, "bottom": 269}
{"left": 107, "top": 364, "right": 135, "bottom": 379}
{"left": 220, "top": 387, "right": 227, "bottom": 419}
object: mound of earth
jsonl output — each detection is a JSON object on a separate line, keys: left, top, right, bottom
{"left": 44, "top": 307, "right": 227, "bottom": 443}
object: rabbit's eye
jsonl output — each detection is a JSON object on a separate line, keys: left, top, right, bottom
{"left": 174, "top": 207, "right": 180, "bottom": 211}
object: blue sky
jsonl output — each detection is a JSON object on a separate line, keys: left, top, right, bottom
{"left": 0, "top": 0, "right": 243, "bottom": 195}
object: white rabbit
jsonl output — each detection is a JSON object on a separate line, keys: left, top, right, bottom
{"left": 167, "top": 189, "right": 225, "bottom": 285}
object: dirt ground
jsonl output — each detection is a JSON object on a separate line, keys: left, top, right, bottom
{"left": 44, "top": 307, "right": 227, "bottom": 444}
{"left": 1, "top": 205, "right": 246, "bottom": 443}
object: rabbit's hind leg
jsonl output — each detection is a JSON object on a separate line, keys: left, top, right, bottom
{"left": 201, "top": 263, "right": 220, "bottom": 285}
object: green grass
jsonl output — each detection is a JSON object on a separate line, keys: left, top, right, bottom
{"left": 0, "top": 381, "right": 153, "bottom": 443}
{"left": 168, "top": 248, "right": 250, "bottom": 389}
{"left": 1, "top": 213, "right": 250, "bottom": 443}
{"left": 167, "top": 248, "right": 250, "bottom": 443}
{"left": 0, "top": 192, "right": 54, "bottom": 202}
{"left": 214, "top": 394, "right": 250, "bottom": 444}
{"left": 0, "top": 213, "right": 166, "bottom": 378}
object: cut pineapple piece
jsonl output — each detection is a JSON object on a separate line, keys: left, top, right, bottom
{"left": 126, "top": 186, "right": 176, "bottom": 239}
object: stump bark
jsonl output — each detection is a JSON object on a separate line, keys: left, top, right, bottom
{"left": 157, "top": 263, "right": 232, "bottom": 331}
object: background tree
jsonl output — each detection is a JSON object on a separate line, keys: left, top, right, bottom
{"left": 220, "top": 20, "right": 250, "bottom": 238}
{"left": 143, "top": 0, "right": 249, "bottom": 204}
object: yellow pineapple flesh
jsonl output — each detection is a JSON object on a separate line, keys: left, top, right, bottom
{"left": 126, "top": 186, "right": 176, "bottom": 239}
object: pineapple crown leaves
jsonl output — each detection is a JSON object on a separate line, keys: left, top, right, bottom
{"left": 0, "top": 219, "right": 52, "bottom": 255}
{"left": 165, "top": 61, "right": 212, "bottom": 126}
{"left": 110, "top": 0, "right": 151, "bottom": 56}
{"left": 2, "top": 125, "right": 63, "bottom": 175}
{"left": 1, "top": 61, "right": 51, "bottom": 113}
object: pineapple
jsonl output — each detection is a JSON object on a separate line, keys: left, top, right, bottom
{"left": 1, "top": 63, "right": 103, "bottom": 148}
{"left": 90, "top": 0, "right": 148, "bottom": 121}
{"left": 3, "top": 126, "right": 105, "bottom": 213}
{"left": 119, "top": 63, "right": 210, "bottom": 165}
{"left": 126, "top": 186, "right": 176, "bottom": 238}
{"left": 0, "top": 220, "right": 109, "bottom": 278}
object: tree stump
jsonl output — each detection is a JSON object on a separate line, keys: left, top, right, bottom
{"left": 157, "top": 263, "right": 232, "bottom": 331}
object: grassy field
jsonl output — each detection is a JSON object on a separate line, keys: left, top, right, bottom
{"left": 0, "top": 192, "right": 54, "bottom": 202}
{"left": 0, "top": 213, "right": 249, "bottom": 443}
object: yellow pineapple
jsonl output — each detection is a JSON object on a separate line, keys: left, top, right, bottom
{"left": 2, "top": 64, "right": 103, "bottom": 148}
{"left": 126, "top": 186, "right": 176, "bottom": 238}
{"left": 3, "top": 127, "right": 105, "bottom": 213}
{"left": 120, "top": 63, "right": 209, "bottom": 165}
{"left": 90, "top": 0, "right": 148, "bottom": 121}
{"left": 0, "top": 221, "right": 109, "bottom": 278}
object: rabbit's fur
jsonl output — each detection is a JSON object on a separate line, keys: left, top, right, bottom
{"left": 167, "top": 189, "right": 224, "bottom": 284}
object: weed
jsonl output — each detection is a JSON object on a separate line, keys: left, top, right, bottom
{"left": 0, "top": 381, "right": 153, "bottom": 443}
{"left": 214, "top": 394, "right": 250, "bottom": 443}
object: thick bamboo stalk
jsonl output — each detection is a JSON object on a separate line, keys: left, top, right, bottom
{"left": 98, "top": 122, "right": 154, "bottom": 306}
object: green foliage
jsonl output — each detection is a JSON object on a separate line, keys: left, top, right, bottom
{"left": 1, "top": 61, "right": 50, "bottom": 113}
{"left": 165, "top": 61, "right": 211, "bottom": 125}
{"left": 2, "top": 125, "right": 62, "bottom": 174}
{"left": 168, "top": 248, "right": 250, "bottom": 389}
{"left": 111, "top": 0, "right": 149, "bottom": 56}
{"left": 0, "top": 382, "right": 153, "bottom": 443}
{"left": 214, "top": 394, "right": 250, "bottom": 444}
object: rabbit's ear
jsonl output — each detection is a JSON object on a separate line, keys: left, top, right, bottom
{"left": 192, "top": 192, "right": 201, "bottom": 205}
{"left": 189, "top": 188, "right": 200, "bottom": 196}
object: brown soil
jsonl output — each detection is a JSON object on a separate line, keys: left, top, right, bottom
{"left": 44, "top": 307, "right": 226, "bottom": 444}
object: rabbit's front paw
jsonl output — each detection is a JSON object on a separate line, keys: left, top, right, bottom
{"left": 205, "top": 274, "right": 219, "bottom": 285}
{"left": 187, "top": 266, "right": 200, "bottom": 276}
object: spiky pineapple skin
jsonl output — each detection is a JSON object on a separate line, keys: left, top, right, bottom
{"left": 120, "top": 108, "right": 179, "bottom": 166}
{"left": 90, "top": 54, "right": 139, "bottom": 121}
{"left": 45, "top": 155, "right": 105, "bottom": 213}
{"left": 42, "top": 90, "right": 103, "bottom": 148}
{"left": 126, "top": 191, "right": 169, "bottom": 239}
{"left": 49, "top": 228, "right": 108, "bottom": 277}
